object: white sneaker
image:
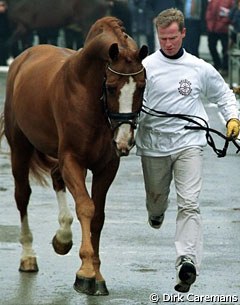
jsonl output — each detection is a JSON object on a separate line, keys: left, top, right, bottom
{"left": 174, "top": 256, "right": 196, "bottom": 293}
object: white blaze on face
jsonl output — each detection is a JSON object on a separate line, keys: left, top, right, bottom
{"left": 115, "top": 76, "right": 137, "bottom": 151}
{"left": 119, "top": 76, "right": 136, "bottom": 113}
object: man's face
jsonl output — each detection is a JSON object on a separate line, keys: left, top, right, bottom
{"left": 157, "top": 21, "right": 186, "bottom": 57}
{"left": 0, "top": 1, "right": 7, "bottom": 13}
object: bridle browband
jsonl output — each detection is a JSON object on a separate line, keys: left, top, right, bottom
{"left": 101, "top": 64, "right": 145, "bottom": 130}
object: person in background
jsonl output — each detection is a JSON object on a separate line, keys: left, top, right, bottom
{"left": 229, "top": 0, "right": 240, "bottom": 45}
{"left": 205, "top": 0, "right": 234, "bottom": 75}
{"left": 63, "top": 25, "right": 83, "bottom": 50}
{"left": 109, "top": 0, "right": 132, "bottom": 35}
{"left": 128, "top": 0, "right": 155, "bottom": 53}
{"left": 37, "top": 28, "right": 59, "bottom": 46}
{"left": 182, "top": 0, "right": 208, "bottom": 57}
{"left": 0, "top": 0, "right": 10, "bottom": 65}
{"left": 150, "top": 0, "right": 179, "bottom": 15}
{"left": 136, "top": 8, "right": 240, "bottom": 293}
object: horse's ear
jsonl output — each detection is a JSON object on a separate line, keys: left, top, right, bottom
{"left": 109, "top": 43, "right": 119, "bottom": 61}
{"left": 138, "top": 45, "right": 148, "bottom": 61}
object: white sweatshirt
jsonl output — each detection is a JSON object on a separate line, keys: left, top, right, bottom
{"left": 135, "top": 49, "right": 239, "bottom": 157}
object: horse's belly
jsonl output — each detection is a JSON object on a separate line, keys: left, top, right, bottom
{"left": 17, "top": 112, "right": 58, "bottom": 157}
{"left": 9, "top": 91, "right": 58, "bottom": 157}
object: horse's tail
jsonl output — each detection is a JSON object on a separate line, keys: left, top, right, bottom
{"left": 29, "top": 150, "right": 57, "bottom": 187}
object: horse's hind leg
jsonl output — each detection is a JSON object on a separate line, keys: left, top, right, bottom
{"left": 10, "top": 136, "right": 38, "bottom": 272}
{"left": 51, "top": 165, "right": 73, "bottom": 255}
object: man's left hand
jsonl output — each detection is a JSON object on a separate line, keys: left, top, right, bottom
{"left": 226, "top": 118, "right": 240, "bottom": 139}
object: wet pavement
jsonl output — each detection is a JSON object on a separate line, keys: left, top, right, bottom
{"left": 1, "top": 68, "right": 240, "bottom": 305}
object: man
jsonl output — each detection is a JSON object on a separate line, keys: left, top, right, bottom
{"left": 135, "top": 8, "right": 240, "bottom": 292}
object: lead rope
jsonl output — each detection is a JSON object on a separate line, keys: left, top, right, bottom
{"left": 141, "top": 104, "right": 240, "bottom": 158}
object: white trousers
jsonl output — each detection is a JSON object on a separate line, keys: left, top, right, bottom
{"left": 141, "top": 147, "right": 203, "bottom": 274}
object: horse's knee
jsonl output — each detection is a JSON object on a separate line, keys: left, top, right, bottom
{"left": 76, "top": 199, "right": 95, "bottom": 221}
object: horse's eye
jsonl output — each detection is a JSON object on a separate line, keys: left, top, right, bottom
{"left": 107, "top": 86, "right": 117, "bottom": 95}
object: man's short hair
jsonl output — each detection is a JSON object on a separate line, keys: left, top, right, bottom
{"left": 155, "top": 8, "right": 185, "bottom": 32}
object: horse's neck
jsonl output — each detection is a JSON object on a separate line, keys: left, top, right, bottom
{"left": 86, "top": 32, "right": 120, "bottom": 57}
{"left": 72, "top": 50, "right": 106, "bottom": 83}
{"left": 69, "top": 35, "right": 116, "bottom": 83}
{"left": 66, "top": 26, "right": 132, "bottom": 85}
{"left": 61, "top": 48, "right": 106, "bottom": 106}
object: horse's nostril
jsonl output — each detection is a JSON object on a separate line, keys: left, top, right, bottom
{"left": 112, "top": 138, "right": 134, "bottom": 157}
{"left": 129, "top": 138, "right": 135, "bottom": 148}
{"left": 120, "top": 150, "right": 129, "bottom": 157}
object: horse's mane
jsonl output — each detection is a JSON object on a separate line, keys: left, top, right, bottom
{"left": 69, "top": 16, "right": 140, "bottom": 75}
{"left": 84, "top": 16, "right": 132, "bottom": 49}
{"left": 103, "top": 17, "right": 129, "bottom": 47}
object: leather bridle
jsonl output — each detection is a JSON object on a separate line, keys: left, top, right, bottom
{"left": 100, "top": 65, "right": 145, "bottom": 130}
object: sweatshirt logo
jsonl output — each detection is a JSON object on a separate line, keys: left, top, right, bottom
{"left": 178, "top": 79, "right": 192, "bottom": 96}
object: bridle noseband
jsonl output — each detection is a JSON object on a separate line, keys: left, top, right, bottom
{"left": 100, "top": 65, "right": 145, "bottom": 130}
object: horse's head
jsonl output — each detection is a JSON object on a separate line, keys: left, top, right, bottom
{"left": 103, "top": 43, "right": 148, "bottom": 157}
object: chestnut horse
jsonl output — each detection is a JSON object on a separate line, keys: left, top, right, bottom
{"left": 0, "top": 17, "right": 148, "bottom": 295}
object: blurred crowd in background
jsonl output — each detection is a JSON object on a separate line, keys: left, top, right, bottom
{"left": 0, "top": 0, "right": 240, "bottom": 76}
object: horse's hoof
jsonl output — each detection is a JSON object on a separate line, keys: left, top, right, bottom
{"left": 52, "top": 235, "right": 73, "bottom": 255}
{"left": 73, "top": 276, "right": 96, "bottom": 295}
{"left": 94, "top": 280, "right": 109, "bottom": 296}
{"left": 19, "top": 257, "right": 39, "bottom": 272}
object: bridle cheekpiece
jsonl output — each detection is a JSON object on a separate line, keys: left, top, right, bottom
{"left": 101, "top": 64, "right": 145, "bottom": 130}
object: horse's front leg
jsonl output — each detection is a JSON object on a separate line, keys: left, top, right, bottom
{"left": 61, "top": 154, "right": 96, "bottom": 295}
{"left": 51, "top": 166, "right": 73, "bottom": 255}
{"left": 91, "top": 157, "right": 120, "bottom": 295}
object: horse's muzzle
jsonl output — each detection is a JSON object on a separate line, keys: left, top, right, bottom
{"left": 113, "top": 138, "right": 135, "bottom": 157}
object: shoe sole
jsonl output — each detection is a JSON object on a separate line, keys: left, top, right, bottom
{"left": 174, "top": 262, "right": 196, "bottom": 293}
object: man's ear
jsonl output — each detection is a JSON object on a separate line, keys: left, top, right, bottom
{"left": 182, "top": 27, "right": 187, "bottom": 39}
